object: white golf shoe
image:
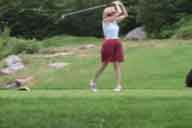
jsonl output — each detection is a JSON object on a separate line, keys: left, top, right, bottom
{"left": 113, "top": 86, "right": 122, "bottom": 92}
{"left": 90, "top": 81, "right": 97, "bottom": 92}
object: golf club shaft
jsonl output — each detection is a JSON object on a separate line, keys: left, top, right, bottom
{"left": 61, "top": 4, "right": 107, "bottom": 18}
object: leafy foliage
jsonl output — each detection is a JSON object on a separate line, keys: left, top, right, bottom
{"left": 173, "top": 15, "right": 192, "bottom": 39}
{"left": 137, "top": 0, "right": 192, "bottom": 38}
{"left": 0, "top": 36, "right": 42, "bottom": 59}
{"left": 0, "top": 0, "right": 192, "bottom": 39}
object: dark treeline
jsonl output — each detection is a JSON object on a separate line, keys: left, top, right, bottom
{"left": 0, "top": 0, "right": 192, "bottom": 39}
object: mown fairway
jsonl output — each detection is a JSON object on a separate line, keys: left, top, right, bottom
{"left": 0, "top": 37, "right": 192, "bottom": 128}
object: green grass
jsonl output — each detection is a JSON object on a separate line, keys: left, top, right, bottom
{"left": 1, "top": 90, "right": 192, "bottom": 128}
{"left": 0, "top": 37, "right": 192, "bottom": 128}
{"left": 43, "top": 35, "right": 100, "bottom": 47}
{"left": 12, "top": 39, "right": 192, "bottom": 90}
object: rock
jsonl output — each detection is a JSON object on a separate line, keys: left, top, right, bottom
{"left": 0, "top": 55, "right": 25, "bottom": 75}
{"left": 48, "top": 63, "right": 70, "bottom": 69}
{"left": 126, "top": 26, "right": 147, "bottom": 40}
{"left": 0, "top": 76, "right": 33, "bottom": 91}
{"left": 16, "top": 76, "right": 33, "bottom": 85}
{"left": 38, "top": 52, "right": 74, "bottom": 58}
{"left": 0, "top": 81, "right": 21, "bottom": 89}
{"left": 0, "top": 68, "right": 15, "bottom": 75}
{"left": 3, "top": 55, "right": 24, "bottom": 74}
{"left": 79, "top": 44, "right": 96, "bottom": 50}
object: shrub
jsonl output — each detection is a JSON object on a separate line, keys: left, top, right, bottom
{"left": 173, "top": 15, "right": 192, "bottom": 39}
{"left": 137, "top": 0, "right": 192, "bottom": 38}
{"left": 5, "top": 38, "right": 42, "bottom": 54}
{"left": 0, "top": 37, "right": 42, "bottom": 60}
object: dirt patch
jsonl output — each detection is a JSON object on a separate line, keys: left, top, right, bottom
{"left": 125, "top": 41, "right": 178, "bottom": 49}
{"left": 37, "top": 44, "right": 97, "bottom": 58}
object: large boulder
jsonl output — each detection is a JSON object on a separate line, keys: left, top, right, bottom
{"left": 0, "top": 55, "right": 25, "bottom": 75}
{"left": 125, "top": 26, "right": 147, "bottom": 40}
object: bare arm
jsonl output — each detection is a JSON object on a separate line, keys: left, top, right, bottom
{"left": 103, "top": 8, "right": 121, "bottom": 22}
{"left": 102, "top": 2, "right": 128, "bottom": 23}
{"left": 115, "top": 2, "right": 128, "bottom": 22}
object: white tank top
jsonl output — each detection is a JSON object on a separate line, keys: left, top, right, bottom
{"left": 102, "top": 21, "right": 119, "bottom": 39}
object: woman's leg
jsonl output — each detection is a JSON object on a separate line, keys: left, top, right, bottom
{"left": 113, "top": 62, "right": 122, "bottom": 88}
{"left": 92, "top": 62, "right": 108, "bottom": 83}
{"left": 90, "top": 62, "right": 108, "bottom": 92}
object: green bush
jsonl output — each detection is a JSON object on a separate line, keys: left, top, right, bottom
{"left": 158, "top": 24, "right": 179, "bottom": 39}
{"left": 1, "top": 0, "right": 192, "bottom": 39}
{"left": 1, "top": 0, "right": 138, "bottom": 38}
{"left": 0, "top": 37, "right": 42, "bottom": 60}
{"left": 173, "top": 15, "right": 192, "bottom": 39}
{"left": 5, "top": 38, "right": 42, "bottom": 54}
{"left": 0, "top": 38, "right": 7, "bottom": 60}
{"left": 137, "top": 0, "right": 192, "bottom": 38}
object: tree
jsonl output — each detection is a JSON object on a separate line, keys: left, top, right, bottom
{"left": 137, "top": 0, "right": 192, "bottom": 38}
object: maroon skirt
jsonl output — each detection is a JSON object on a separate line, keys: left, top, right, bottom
{"left": 101, "top": 39, "right": 124, "bottom": 63}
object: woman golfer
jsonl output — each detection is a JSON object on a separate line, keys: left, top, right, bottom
{"left": 90, "top": 1, "right": 128, "bottom": 92}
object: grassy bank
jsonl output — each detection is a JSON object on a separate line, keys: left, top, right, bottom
{"left": 0, "top": 36, "right": 192, "bottom": 128}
